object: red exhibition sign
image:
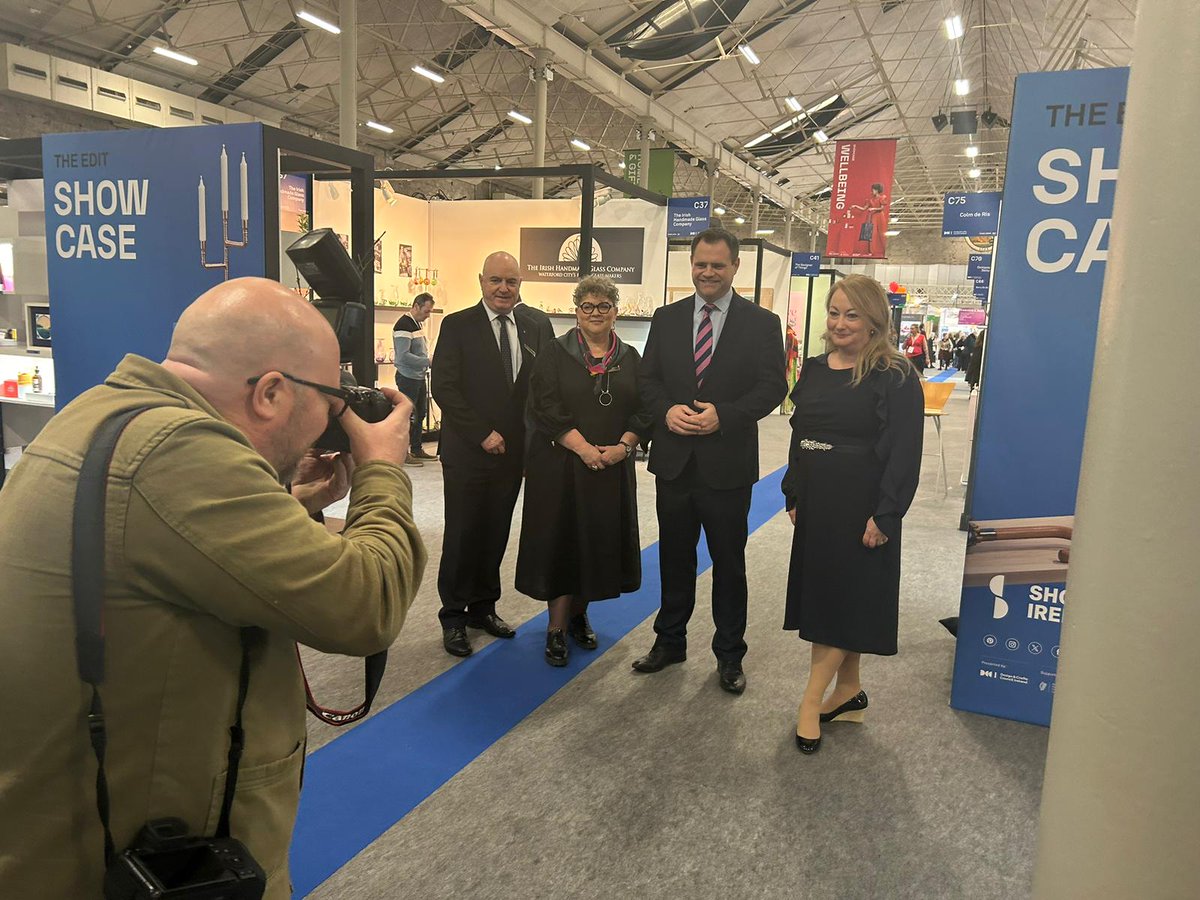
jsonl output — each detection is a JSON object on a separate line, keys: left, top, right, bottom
{"left": 826, "top": 139, "right": 897, "bottom": 259}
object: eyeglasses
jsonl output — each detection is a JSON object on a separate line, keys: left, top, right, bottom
{"left": 246, "top": 371, "right": 351, "bottom": 419}
{"left": 577, "top": 301, "right": 615, "bottom": 314}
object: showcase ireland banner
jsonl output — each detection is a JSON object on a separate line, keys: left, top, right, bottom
{"left": 951, "top": 67, "right": 1129, "bottom": 727}
{"left": 825, "top": 139, "right": 896, "bottom": 259}
{"left": 519, "top": 227, "right": 644, "bottom": 284}
{"left": 42, "top": 124, "right": 267, "bottom": 406}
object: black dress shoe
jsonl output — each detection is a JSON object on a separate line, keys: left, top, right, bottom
{"left": 412, "top": 449, "right": 439, "bottom": 461}
{"left": 545, "top": 629, "right": 569, "bottom": 667}
{"left": 716, "top": 660, "right": 746, "bottom": 695}
{"left": 631, "top": 645, "right": 686, "bottom": 673}
{"left": 796, "top": 734, "right": 822, "bottom": 754}
{"left": 820, "top": 690, "right": 868, "bottom": 724}
{"left": 466, "top": 612, "right": 516, "bottom": 639}
{"left": 442, "top": 626, "right": 472, "bottom": 658}
{"left": 567, "top": 612, "right": 597, "bottom": 649}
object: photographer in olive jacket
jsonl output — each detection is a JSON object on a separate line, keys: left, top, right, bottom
{"left": 0, "top": 278, "right": 427, "bottom": 899}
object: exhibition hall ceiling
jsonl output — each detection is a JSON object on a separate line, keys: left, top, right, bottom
{"left": 0, "top": 0, "right": 1137, "bottom": 229}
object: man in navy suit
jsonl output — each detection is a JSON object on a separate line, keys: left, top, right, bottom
{"left": 633, "top": 228, "right": 786, "bottom": 693}
{"left": 431, "top": 251, "right": 555, "bottom": 657}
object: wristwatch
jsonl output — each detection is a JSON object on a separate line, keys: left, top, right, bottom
{"left": 620, "top": 440, "right": 635, "bottom": 458}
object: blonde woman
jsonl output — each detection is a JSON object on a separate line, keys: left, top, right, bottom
{"left": 780, "top": 275, "right": 923, "bottom": 753}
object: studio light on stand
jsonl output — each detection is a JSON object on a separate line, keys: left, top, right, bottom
{"left": 285, "top": 229, "right": 386, "bottom": 441}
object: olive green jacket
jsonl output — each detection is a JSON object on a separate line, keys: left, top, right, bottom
{"left": 0, "top": 355, "right": 426, "bottom": 898}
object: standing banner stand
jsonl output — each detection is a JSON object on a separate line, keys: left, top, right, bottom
{"left": 39, "top": 125, "right": 374, "bottom": 407}
{"left": 951, "top": 67, "right": 1129, "bottom": 726}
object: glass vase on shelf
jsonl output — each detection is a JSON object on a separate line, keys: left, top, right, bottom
{"left": 374, "top": 338, "right": 386, "bottom": 363}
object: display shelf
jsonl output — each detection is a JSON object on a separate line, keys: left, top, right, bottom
{"left": 0, "top": 346, "right": 52, "bottom": 358}
{"left": 1, "top": 394, "right": 55, "bottom": 408}
{"left": 374, "top": 305, "right": 445, "bottom": 313}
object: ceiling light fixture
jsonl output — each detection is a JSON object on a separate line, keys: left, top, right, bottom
{"left": 412, "top": 65, "right": 445, "bottom": 84}
{"left": 745, "top": 132, "right": 773, "bottom": 149}
{"left": 813, "top": 130, "right": 829, "bottom": 144}
{"left": 153, "top": 46, "right": 198, "bottom": 66}
{"left": 885, "top": 230, "right": 900, "bottom": 237}
{"left": 618, "top": 160, "right": 626, "bottom": 169}
{"left": 965, "top": 145, "right": 979, "bottom": 157}
{"left": 785, "top": 96, "right": 803, "bottom": 113}
{"left": 507, "top": 110, "right": 532, "bottom": 125}
{"left": 297, "top": 10, "right": 340, "bottom": 34}
{"left": 366, "top": 121, "right": 394, "bottom": 134}
{"left": 715, "top": 206, "right": 726, "bottom": 215}
{"left": 495, "top": 164, "right": 501, "bottom": 171}
{"left": 735, "top": 216, "right": 746, "bottom": 224}
{"left": 954, "top": 78, "right": 971, "bottom": 96}
{"left": 969, "top": 167, "right": 982, "bottom": 178}
{"left": 738, "top": 44, "right": 760, "bottom": 65}
{"left": 755, "top": 229, "right": 774, "bottom": 235}
{"left": 944, "top": 15, "right": 965, "bottom": 40}
{"left": 570, "top": 138, "right": 591, "bottom": 151}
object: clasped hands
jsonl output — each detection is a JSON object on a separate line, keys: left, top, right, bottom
{"left": 578, "top": 443, "right": 627, "bottom": 471}
{"left": 665, "top": 401, "right": 720, "bottom": 436}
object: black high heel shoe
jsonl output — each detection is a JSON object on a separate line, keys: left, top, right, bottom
{"left": 545, "top": 629, "right": 568, "bottom": 667}
{"left": 795, "top": 734, "right": 821, "bottom": 754}
{"left": 819, "top": 690, "right": 868, "bottom": 724}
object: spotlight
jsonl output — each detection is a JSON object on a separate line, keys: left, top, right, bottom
{"left": 734, "top": 216, "right": 746, "bottom": 224}
{"left": 813, "top": 130, "right": 829, "bottom": 144}
{"left": 965, "top": 145, "right": 979, "bottom": 158}
{"left": 968, "top": 167, "right": 981, "bottom": 179}
{"left": 715, "top": 206, "right": 726, "bottom": 215}
{"left": 785, "top": 96, "right": 803, "bottom": 113}
{"left": 981, "top": 108, "right": 1008, "bottom": 128}
{"left": 932, "top": 112, "right": 949, "bottom": 132}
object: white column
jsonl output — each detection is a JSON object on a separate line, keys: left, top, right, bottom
{"left": 1032, "top": 2, "right": 1200, "bottom": 897}
{"left": 339, "top": 0, "right": 357, "bottom": 149}
{"left": 532, "top": 47, "right": 550, "bottom": 200}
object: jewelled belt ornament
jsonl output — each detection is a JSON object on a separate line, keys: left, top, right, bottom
{"left": 799, "top": 439, "right": 834, "bottom": 451}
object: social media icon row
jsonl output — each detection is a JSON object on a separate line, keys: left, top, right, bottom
{"left": 983, "top": 635, "right": 1060, "bottom": 658}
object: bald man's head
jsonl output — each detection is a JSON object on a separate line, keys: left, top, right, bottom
{"left": 162, "top": 277, "right": 342, "bottom": 479}
{"left": 166, "top": 277, "right": 338, "bottom": 381}
{"left": 479, "top": 251, "right": 521, "bottom": 314}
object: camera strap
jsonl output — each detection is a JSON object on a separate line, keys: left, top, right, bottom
{"left": 297, "top": 646, "right": 387, "bottom": 726}
{"left": 72, "top": 407, "right": 254, "bottom": 864}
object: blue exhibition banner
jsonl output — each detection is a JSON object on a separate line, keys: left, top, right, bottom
{"left": 42, "top": 124, "right": 267, "bottom": 406}
{"left": 790, "top": 252, "right": 821, "bottom": 277}
{"left": 951, "top": 67, "right": 1129, "bottom": 727}
{"left": 942, "top": 191, "right": 1002, "bottom": 236}
{"left": 966, "top": 252, "right": 991, "bottom": 281}
{"left": 666, "top": 196, "right": 711, "bottom": 238}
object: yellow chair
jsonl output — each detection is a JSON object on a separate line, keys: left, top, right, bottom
{"left": 922, "top": 381, "right": 956, "bottom": 494}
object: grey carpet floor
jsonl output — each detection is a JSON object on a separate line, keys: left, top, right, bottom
{"left": 300, "top": 376, "right": 1048, "bottom": 899}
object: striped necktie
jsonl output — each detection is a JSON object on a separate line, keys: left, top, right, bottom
{"left": 694, "top": 303, "right": 715, "bottom": 389}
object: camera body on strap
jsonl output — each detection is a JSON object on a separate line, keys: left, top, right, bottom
{"left": 104, "top": 818, "right": 264, "bottom": 899}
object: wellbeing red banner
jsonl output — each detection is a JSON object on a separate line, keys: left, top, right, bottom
{"left": 826, "top": 139, "right": 897, "bottom": 259}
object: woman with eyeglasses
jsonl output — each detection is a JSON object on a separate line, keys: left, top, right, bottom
{"left": 516, "top": 275, "right": 652, "bottom": 666}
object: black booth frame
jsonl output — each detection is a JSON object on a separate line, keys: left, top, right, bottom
{"left": 376, "top": 164, "right": 669, "bottom": 288}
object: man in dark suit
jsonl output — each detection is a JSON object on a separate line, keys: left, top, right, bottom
{"left": 431, "top": 251, "right": 556, "bottom": 657}
{"left": 633, "top": 228, "right": 786, "bottom": 693}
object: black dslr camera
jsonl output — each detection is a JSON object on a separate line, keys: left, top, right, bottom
{"left": 286, "top": 228, "right": 392, "bottom": 452}
{"left": 103, "top": 818, "right": 265, "bottom": 899}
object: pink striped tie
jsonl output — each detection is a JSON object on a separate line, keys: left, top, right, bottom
{"left": 695, "top": 303, "right": 715, "bottom": 388}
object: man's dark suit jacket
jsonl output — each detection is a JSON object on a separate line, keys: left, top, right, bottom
{"left": 431, "top": 300, "right": 556, "bottom": 471}
{"left": 640, "top": 293, "right": 787, "bottom": 490}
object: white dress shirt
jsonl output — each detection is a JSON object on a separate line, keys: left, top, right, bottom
{"left": 694, "top": 288, "right": 734, "bottom": 351}
{"left": 484, "top": 303, "right": 522, "bottom": 376}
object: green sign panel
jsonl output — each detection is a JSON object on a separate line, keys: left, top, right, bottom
{"left": 623, "top": 148, "right": 675, "bottom": 196}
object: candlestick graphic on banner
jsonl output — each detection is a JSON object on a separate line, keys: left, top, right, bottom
{"left": 198, "top": 143, "right": 251, "bottom": 280}
{"left": 825, "top": 139, "right": 897, "bottom": 259}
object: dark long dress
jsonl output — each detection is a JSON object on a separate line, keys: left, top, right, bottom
{"left": 781, "top": 355, "right": 924, "bottom": 655}
{"left": 515, "top": 332, "right": 653, "bottom": 602}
